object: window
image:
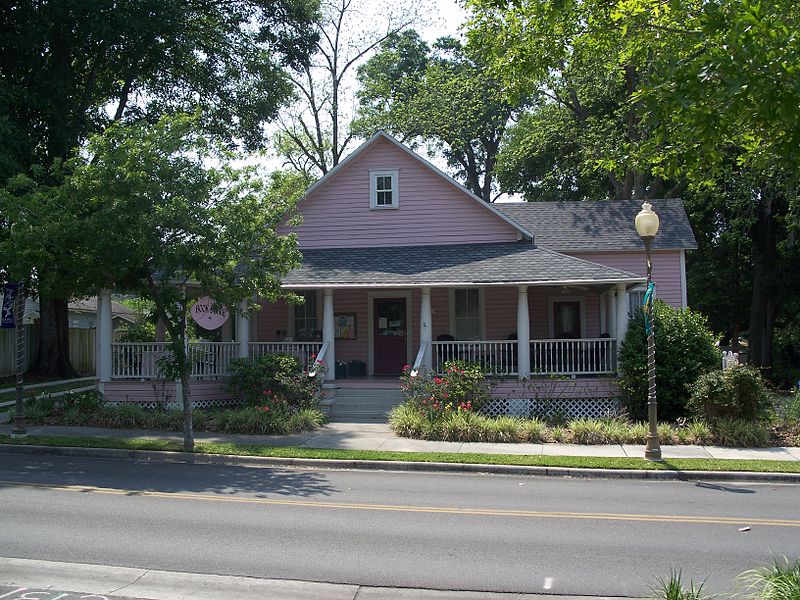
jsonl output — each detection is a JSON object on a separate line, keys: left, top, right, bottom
{"left": 453, "top": 289, "right": 482, "bottom": 340}
{"left": 293, "top": 290, "right": 318, "bottom": 341}
{"left": 628, "top": 285, "right": 650, "bottom": 317}
{"left": 370, "top": 170, "right": 399, "bottom": 208}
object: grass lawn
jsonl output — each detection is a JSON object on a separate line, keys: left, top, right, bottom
{"left": 1, "top": 434, "right": 799, "bottom": 474}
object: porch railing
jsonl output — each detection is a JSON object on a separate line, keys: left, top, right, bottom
{"left": 432, "top": 340, "right": 518, "bottom": 376}
{"left": 111, "top": 342, "right": 239, "bottom": 380}
{"left": 249, "top": 341, "right": 322, "bottom": 369}
{"left": 530, "top": 338, "right": 617, "bottom": 376}
{"left": 431, "top": 338, "right": 617, "bottom": 377}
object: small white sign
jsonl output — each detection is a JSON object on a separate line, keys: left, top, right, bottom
{"left": 190, "top": 296, "right": 229, "bottom": 330}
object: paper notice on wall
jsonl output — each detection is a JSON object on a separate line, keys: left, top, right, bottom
{"left": 378, "top": 317, "right": 388, "bottom": 329}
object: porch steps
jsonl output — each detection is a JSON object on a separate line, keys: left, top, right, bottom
{"left": 327, "top": 386, "right": 405, "bottom": 423}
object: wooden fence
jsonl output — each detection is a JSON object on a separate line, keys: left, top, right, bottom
{"left": 0, "top": 326, "right": 96, "bottom": 376}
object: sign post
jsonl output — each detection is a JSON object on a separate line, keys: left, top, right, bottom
{"left": 2, "top": 283, "right": 27, "bottom": 437}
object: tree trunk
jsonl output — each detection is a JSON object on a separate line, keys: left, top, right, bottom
{"left": 181, "top": 366, "right": 193, "bottom": 452}
{"left": 748, "top": 190, "right": 778, "bottom": 369}
{"left": 33, "top": 297, "right": 79, "bottom": 378}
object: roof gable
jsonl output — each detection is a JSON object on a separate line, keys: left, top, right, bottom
{"left": 283, "top": 132, "right": 530, "bottom": 249}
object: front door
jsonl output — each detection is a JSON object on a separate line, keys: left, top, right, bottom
{"left": 374, "top": 298, "right": 407, "bottom": 375}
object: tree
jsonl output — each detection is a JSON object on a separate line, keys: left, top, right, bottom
{"left": 466, "top": 0, "right": 686, "bottom": 201}
{"left": 275, "top": 0, "right": 423, "bottom": 178}
{"left": 354, "top": 31, "right": 521, "bottom": 201}
{"left": 629, "top": 0, "right": 800, "bottom": 369}
{"left": 0, "top": 0, "right": 318, "bottom": 377}
{"left": 60, "top": 115, "right": 300, "bottom": 450}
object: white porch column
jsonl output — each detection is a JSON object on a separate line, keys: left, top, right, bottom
{"left": 599, "top": 293, "right": 608, "bottom": 336}
{"left": 322, "top": 288, "right": 335, "bottom": 381}
{"left": 608, "top": 288, "right": 618, "bottom": 342}
{"left": 420, "top": 287, "right": 433, "bottom": 371}
{"left": 615, "top": 283, "right": 629, "bottom": 344}
{"left": 236, "top": 300, "right": 249, "bottom": 359}
{"left": 97, "top": 290, "right": 113, "bottom": 388}
{"left": 517, "top": 285, "right": 530, "bottom": 379}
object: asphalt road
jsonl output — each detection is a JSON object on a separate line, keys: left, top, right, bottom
{"left": 0, "top": 452, "right": 798, "bottom": 598}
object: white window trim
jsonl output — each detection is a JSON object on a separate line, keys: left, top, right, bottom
{"left": 448, "top": 288, "right": 485, "bottom": 340}
{"left": 547, "top": 295, "right": 586, "bottom": 339}
{"left": 287, "top": 290, "right": 322, "bottom": 341}
{"left": 369, "top": 169, "right": 399, "bottom": 209}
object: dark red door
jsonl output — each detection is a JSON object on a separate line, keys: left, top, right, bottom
{"left": 374, "top": 298, "right": 407, "bottom": 375}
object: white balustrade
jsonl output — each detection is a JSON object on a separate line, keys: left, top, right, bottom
{"left": 530, "top": 338, "right": 617, "bottom": 376}
{"left": 112, "top": 341, "right": 239, "bottom": 380}
{"left": 430, "top": 338, "right": 617, "bottom": 377}
{"left": 249, "top": 342, "right": 322, "bottom": 369}
{"left": 431, "top": 340, "right": 518, "bottom": 376}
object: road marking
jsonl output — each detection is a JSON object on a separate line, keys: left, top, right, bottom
{"left": 543, "top": 577, "right": 553, "bottom": 590}
{"left": 2, "top": 480, "right": 799, "bottom": 528}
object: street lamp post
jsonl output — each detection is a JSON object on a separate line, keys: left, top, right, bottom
{"left": 635, "top": 202, "right": 661, "bottom": 461}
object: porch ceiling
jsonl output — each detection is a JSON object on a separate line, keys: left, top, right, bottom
{"left": 282, "top": 241, "right": 644, "bottom": 288}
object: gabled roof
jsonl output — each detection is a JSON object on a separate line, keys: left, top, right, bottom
{"left": 283, "top": 241, "right": 643, "bottom": 288}
{"left": 495, "top": 199, "right": 697, "bottom": 252}
{"left": 301, "top": 131, "right": 534, "bottom": 240}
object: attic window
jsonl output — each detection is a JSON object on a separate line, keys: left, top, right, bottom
{"left": 370, "top": 170, "right": 398, "bottom": 209}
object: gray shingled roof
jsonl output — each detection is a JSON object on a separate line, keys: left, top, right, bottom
{"left": 283, "top": 242, "right": 643, "bottom": 287}
{"left": 495, "top": 199, "right": 696, "bottom": 251}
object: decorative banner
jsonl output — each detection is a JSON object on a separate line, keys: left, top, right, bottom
{"left": 190, "top": 296, "right": 229, "bottom": 330}
{"left": 1, "top": 283, "right": 18, "bottom": 329}
{"left": 642, "top": 282, "right": 655, "bottom": 335}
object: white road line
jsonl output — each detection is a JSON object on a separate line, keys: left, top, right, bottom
{"left": 543, "top": 577, "right": 553, "bottom": 590}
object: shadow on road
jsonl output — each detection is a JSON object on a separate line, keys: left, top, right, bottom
{"left": 0, "top": 453, "right": 339, "bottom": 498}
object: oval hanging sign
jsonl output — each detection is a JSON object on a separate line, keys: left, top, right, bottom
{"left": 190, "top": 296, "right": 229, "bottom": 330}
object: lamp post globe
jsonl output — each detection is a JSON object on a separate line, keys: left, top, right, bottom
{"left": 636, "top": 201, "right": 662, "bottom": 461}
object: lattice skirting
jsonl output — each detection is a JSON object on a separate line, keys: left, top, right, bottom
{"left": 107, "top": 398, "right": 241, "bottom": 411}
{"left": 481, "top": 397, "right": 619, "bottom": 419}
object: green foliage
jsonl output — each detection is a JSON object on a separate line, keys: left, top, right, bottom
{"left": 225, "top": 353, "right": 323, "bottom": 411}
{"left": 354, "top": 31, "right": 523, "bottom": 201}
{"left": 688, "top": 365, "right": 773, "bottom": 423}
{"left": 619, "top": 301, "right": 721, "bottom": 421}
{"left": 711, "top": 419, "right": 772, "bottom": 448}
{"left": 398, "top": 361, "right": 494, "bottom": 424}
{"left": 738, "top": 557, "right": 800, "bottom": 600}
{"left": 652, "top": 569, "right": 712, "bottom": 600}
{"left": 23, "top": 397, "right": 325, "bottom": 436}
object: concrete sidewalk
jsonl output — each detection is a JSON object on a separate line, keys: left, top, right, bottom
{"left": 2, "top": 422, "right": 799, "bottom": 462}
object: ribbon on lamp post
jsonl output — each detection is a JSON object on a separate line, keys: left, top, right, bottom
{"left": 642, "top": 282, "right": 655, "bottom": 335}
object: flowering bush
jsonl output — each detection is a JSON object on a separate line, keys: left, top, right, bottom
{"left": 226, "top": 353, "right": 324, "bottom": 411}
{"left": 399, "top": 360, "right": 493, "bottom": 423}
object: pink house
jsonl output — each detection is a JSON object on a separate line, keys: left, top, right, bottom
{"left": 102, "top": 132, "right": 696, "bottom": 419}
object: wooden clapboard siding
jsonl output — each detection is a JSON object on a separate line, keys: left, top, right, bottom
{"left": 102, "top": 380, "right": 231, "bottom": 403}
{"left": 494, "top": 377, "right": 620, "bottom": 400}
{"left": 280, "top": 136, "right": 520, "bottom": 248}
{"left": 570, "top": 250, "right": 685, "bottom": 307}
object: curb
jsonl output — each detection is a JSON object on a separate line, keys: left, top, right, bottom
{"left": 2, "top": 443, "right": 800, "bottom": 483}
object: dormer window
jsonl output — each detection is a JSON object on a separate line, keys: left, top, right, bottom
{"left": 370, "top": 169, "right": 399, "bottom": 209}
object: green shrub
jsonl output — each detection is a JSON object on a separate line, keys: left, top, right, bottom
{"left": 712, "top": 418, "right": 771, "bottom": 447}
{"left": 619, "top": 300, "right": 721, "bottom": 421}
{"left": 388, "top": 403, "right": 425, "bottom": 438}
{"left": 688, "top": 365, "right": 773, "bottom": 423}
{"left": 738, "top": 557, "right": 800, "bottom": 600}
{"left": 225, "top": 353, "right": 323, "bottom": 411}
{"left": 520, "top": 418, "right": 549, "bottom": 443}
{"left": 570, "top": 419, "right": 607, "bottom": 444}
{"left": 652, "top": 569, "right": 711, "bottom": 600}
{"left": 399, "top": 361, "right": 494, "bottom": 420}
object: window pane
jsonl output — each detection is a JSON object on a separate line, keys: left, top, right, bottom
{"left": 454, "top": 289, "right": 480, "bottom": 340}
{"left": 294, "top": 290, "right": 317, "bottom": 341}
{"left": 377, "top": 190, "right": 392, "bottom": 205}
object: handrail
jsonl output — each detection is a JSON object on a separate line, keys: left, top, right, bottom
{"left": 410, "top": 342, "right": 428, "bottom": 378}
{"left": 308, "top": 341, "right": 329, "bottom": 378}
